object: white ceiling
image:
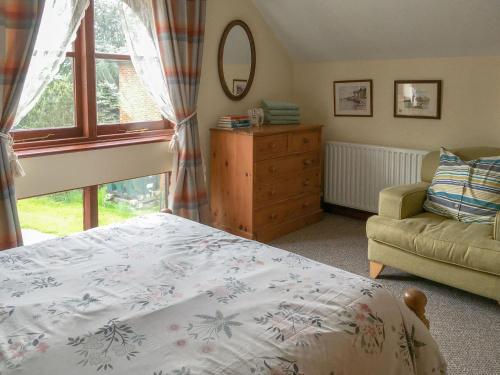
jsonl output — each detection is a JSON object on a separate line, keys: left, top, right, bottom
{"left": 252, "top": 0, "right": 500, "bottom": 62}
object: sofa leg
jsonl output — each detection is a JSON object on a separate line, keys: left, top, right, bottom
{"left": 370, "top": 261, "right": 385, "bottom": 279}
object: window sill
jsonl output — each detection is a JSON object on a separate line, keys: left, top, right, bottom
{"left": 16, "top": 132, "right": 173, "bottom": 159}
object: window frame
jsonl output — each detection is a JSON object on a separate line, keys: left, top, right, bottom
{"left": 12, "top": 0, "right": 172, "bottom": 153}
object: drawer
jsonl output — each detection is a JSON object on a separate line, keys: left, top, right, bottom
{"left": 255, "top": 151, "right": 320, "bottom": 181}
{"left": 254, "top": 194, "right": 320, "bottom": 229}
{"left": 254, "top": 169, "right": 320, "bottom": 207}
{"left": 254, "top": 134, "right": 288, "bottom": 160}
{"left": 288, "top": 130, "right": 321, "bottom": 153}
{"left": 255, "top": 211, "right": 323, "bottom": 243}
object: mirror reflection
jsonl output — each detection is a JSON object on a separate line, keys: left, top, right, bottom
{"left": 223, "top": 25, "right": 252, "bottom": 96}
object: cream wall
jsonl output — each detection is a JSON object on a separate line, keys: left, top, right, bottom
{"left": 15, "top": 0, "right": 293, "bottom": 199}
{"left": 16, "top": 143, "right": 173, "bottom": 199}
{"left": 293, "top": 57, "right": 500, "bottom": 151}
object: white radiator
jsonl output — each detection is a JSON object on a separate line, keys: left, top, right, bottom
{"left": 324, "top": 142, "right": 428, "bottom": 213}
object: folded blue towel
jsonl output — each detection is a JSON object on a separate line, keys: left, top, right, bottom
{"left": 265, "top": 109, "right": 300, "bottom": 116}
{"left": 267, "top": 119, "right": 301, "bottom": 125}
{"left": 262, "top": 100, "right": 299, "bottom": 110}
{"left": 264, "top": 114, "right": 301, "bottom": 122}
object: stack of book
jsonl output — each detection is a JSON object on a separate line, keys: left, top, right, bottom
{"left": 217, "top": 115, "right": 251, "bottom": 128}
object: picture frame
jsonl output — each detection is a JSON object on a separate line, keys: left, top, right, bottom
{"left": 333, "top": 79, "right": 373, "bottom": 117}
{"left": 394, "top": 80, "right": 442, "bottom": 119}
{"left": 232, "top": 79, "right": 248, "bottom": 96}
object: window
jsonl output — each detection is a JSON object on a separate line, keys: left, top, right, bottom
{"left": 17, "top": 174, "right": 168, "bottom": 245}
{"left": 93, "top": 0, "right": 162, "bottom": 129}
{"left": 98, "top": 174, "right": 167, "bottom": 226}
{"left": 18, "top": 189, "right": 84, "bottom": 244}
{"left": 12, "top": 0, "right": 170, "bottom": 149}
{"left": 96, "top": 60, "right": 163, "bottom": 126}
{"left": 16, "top": 58, "right": 76, "bottom": 132}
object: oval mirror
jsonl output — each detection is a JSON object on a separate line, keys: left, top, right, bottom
{"left": 218, "top": 20, "right": 256, "bottom": 100}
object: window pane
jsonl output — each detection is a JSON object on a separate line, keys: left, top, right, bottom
{"left": 94, "top": 0, "right": 128, "bottom": 54}
{"left": 98, "top": 174, "right": 167, "bottom": 226}
{"left": 18, "top": 189, "right": 84, "bottom": 245}
{"left": 14, "top": 58, "right": 75, "bottom": 131}
{"left": 96, "top": 59, "right": 162, "bottom": 124}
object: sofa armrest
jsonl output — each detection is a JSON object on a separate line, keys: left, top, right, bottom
{"left": 378, "top": 182, "right": 430, "bottom": 220}
{"left": 494, "top": 211, "right": 500, "bottom": 241}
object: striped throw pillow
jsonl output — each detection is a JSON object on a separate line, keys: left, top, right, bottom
{"left": 423, "top": 148, "right": 500, "bottom": 224}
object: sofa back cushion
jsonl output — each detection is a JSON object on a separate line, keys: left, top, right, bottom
{"left": 424, "top": 148, "right": 500, "bottom": 224}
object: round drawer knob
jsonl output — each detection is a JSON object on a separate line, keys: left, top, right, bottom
{"left": 269, "top": 190, "right": 276, "bottom": 196}
{"left": 270, "top": 142, "right": 278, "bottom": 149}
{"left": 269, "top": 213, "right": 278, "bottom": 220}
{"left": 303, "top": 159, "right": 312, "bottom": 166}
{"left": 269, "top": 166, "right": 277, "bottom": 173}
{"left": 303, "top": 179, "right": 310, "bottom": 186}
{"left": 302, "top": 138, "right": 310, "bottom": 144}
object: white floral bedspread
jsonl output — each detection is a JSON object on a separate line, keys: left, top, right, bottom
{"left": 0, "top": 214, "right": 446, "bottom": 375}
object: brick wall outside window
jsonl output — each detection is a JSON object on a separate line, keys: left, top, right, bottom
{"left": 118, "top": 62, "right": 162, "bottom": 123}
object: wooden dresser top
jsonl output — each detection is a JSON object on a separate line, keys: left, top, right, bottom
{"left": 210, "top": 124, "right": 323, "bottom": 137}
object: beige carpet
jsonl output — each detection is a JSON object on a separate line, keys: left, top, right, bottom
{"left": 270, "top": 214, "right": 500, "bottom": 375}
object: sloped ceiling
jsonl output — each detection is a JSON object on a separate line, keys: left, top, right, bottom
{"left": 252, "top": 0, "right": 500, "bottom": 62}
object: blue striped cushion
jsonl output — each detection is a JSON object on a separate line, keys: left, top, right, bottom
{"left": 423, "top": 148, "right": 500, "bottom": 224}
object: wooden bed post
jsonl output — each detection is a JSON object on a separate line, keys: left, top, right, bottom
{"left": 404, "top": 288, "right": 430, "bottom": 329}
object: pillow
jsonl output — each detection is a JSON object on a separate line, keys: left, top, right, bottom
{"left": 423, "top": 148, "right": 500, "bottom": 224}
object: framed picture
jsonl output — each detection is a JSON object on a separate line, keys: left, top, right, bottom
{"left": 394, "top": 80, "right": 442, "bottom": 119}
{"left": 232, "top": 79, "right": 247, "bottom": 96}
{"left": 333, "top": 79, "right": 373, "bottom": 117}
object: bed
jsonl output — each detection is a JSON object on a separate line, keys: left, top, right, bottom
{"left": 0, "top": 214, "right": 446, "bottom": 374}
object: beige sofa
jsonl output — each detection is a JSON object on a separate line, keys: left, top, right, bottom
{"left": 366, "top": 147, "right": 500, "bottom": 301}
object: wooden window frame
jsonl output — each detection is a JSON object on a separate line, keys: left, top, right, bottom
{"left": 12, "top": 0, "right": 173, "bottom": 155}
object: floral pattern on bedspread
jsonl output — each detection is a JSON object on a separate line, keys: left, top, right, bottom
{"left": 0, "top": 214, "right": 446, "bottom": 374}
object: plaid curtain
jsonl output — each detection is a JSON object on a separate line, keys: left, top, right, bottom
{"left": 0, "top": 0, "right": 45, "bottom": 249}
{"left": 152, "top": 0, "right": 208, "bottom": 223}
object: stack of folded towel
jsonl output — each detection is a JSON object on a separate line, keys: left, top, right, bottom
{"left": 262, "top": 100, "right": 301, "bottom": 124}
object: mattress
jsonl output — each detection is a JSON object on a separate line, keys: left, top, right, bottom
{"left": 0, "top": 214, "right": 446, "bottom": 374}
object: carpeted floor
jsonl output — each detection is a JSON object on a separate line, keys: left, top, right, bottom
{"left": 270, "top": 214, "right": 500, "bottom": 375}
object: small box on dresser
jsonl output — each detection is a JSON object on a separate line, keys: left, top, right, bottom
{"left": 210, "top": 124, "right": 323, "bottom": 242}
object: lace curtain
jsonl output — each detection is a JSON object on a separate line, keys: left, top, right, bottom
{"left": 13, "top": 0, "right": 90, "bottom": 127}
{"left": 119, "top": 0, "right": 176, "bottom": 123}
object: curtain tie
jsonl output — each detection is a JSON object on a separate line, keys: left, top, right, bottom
{"left": 176, "top": 110, "right": 197, "bottom": 127}
{"left": 169, "top": 110, "right": 197, "bottom": 153}
{"left": 0, "top": 133, "right": 25, "bottom": 178}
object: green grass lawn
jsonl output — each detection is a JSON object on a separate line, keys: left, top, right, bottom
{"left": 18, "top": 188, "right": 160, "bottom": 237}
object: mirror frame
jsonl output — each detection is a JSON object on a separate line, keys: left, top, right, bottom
{"left": 217, "top": 20, "right": 256, "bottom": 101}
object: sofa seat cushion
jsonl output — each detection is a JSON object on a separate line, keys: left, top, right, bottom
{"left": 367, "top": 212, "right": 500, "bottom": 276}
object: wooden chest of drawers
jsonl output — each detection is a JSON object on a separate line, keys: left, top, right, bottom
{"left": 210, "top": 124, "right": 323, "bottom": 242}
